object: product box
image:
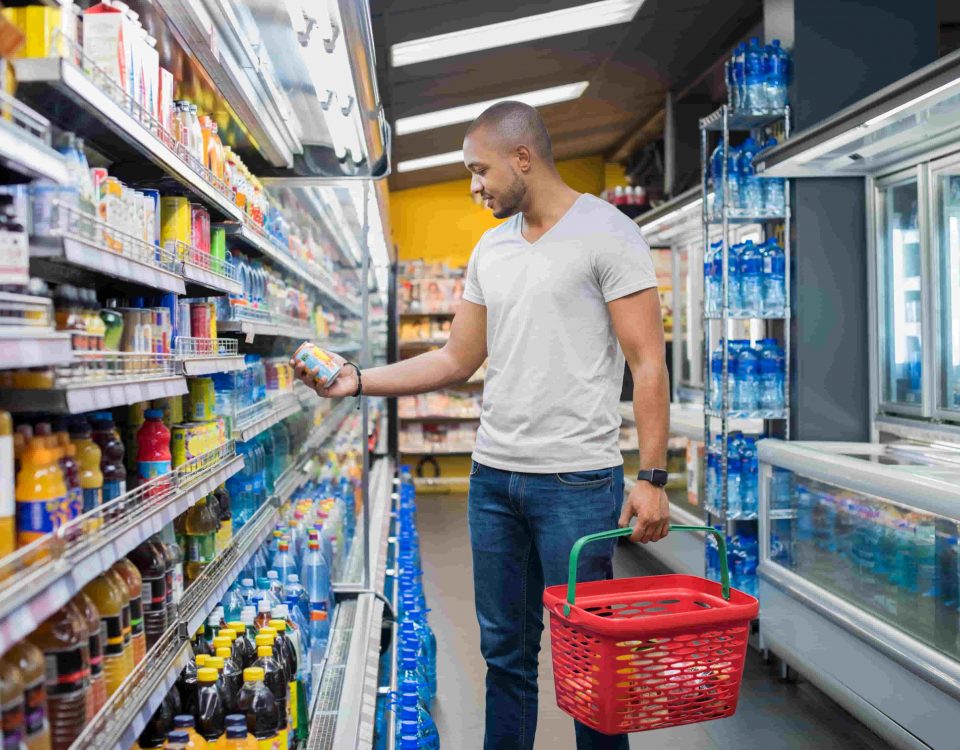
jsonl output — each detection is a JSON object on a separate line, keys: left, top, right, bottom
{"left": 140, "top": 34, "right": 159, "bottom": 123}
{"left": 5, "top": 7, "right": 63, "bottom": 59}
{"left": 82, "top": 3, "right": 136, "bottom": 103}
{"left": 158, "top": 66, "right": 175, "bottom": 141}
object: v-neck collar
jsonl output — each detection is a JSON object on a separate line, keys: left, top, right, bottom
{"left": 517, "top": 193, "right": 586, "bottom": 247}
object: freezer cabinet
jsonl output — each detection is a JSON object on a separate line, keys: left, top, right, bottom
{"left": 758, "top": 439, "right": 960, "bottom": 750}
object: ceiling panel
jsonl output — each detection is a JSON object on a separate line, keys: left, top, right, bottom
{"left": 373, "top": 0, "right": 762, "bottom": 190}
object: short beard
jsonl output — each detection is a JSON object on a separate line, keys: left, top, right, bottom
{"left": 492, "top": 170, "right": 527, "bottom": 219}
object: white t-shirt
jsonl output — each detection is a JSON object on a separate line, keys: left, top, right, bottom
{"left": 462, "top": 193, "right": 658, "bottom": 473}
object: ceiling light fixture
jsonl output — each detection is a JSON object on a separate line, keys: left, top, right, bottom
{"left": 395, "top": 81, "right": 589, "bottom": 135}
{"left": 397, "top": 150, "right": 464, "bottom": 173}
{"left": 391, "top": 0, "right": 646, "bottom": 67}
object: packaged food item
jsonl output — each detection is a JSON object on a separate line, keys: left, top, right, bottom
{"left": 292, "top": 343, "right": 341, "bottom": 387}
{"left": 82, "top": 3, "right": 135, "bottom": 102}
{"left": 28, "top": 602, "right": 89, "bottom": 750}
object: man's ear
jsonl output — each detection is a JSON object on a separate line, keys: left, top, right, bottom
{"left": 515, "top": 145, "right": 532, "bottom": 173}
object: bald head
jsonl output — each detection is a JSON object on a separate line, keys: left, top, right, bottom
{"left": 465, "top": 101, "right": 553, "bottom": 162}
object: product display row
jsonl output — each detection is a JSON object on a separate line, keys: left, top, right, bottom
{"left": 708, "top": 339, "right": 786, "bottom": 415}
{"left": 724, "top": 37, "right": 790, "bottom": 115}
{"left": 709, "top": 139, "right": 786, "bottom": 219}
{"left": 703, "top": 238, "right": 786, "bottom": 318}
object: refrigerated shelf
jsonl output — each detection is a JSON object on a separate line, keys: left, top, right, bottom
{"left": 0, "top": 442, "right": 243, "bottom": 658}
{"left": 12, "top": 56, "right": 243, "bottom": 221}
{"left": 218, "top": 315, "right": 312, "bottom": 344}
{"left": 0, "top": 90, "right": 69, "bottom": 184}
{"left": 231, "top": 392, "right": 300, "bottom": 442}
{"left": 180, "top": 253, "right": 244, "bottom": 297}
{"left": 0, "top": 374, "right": 188, "bottom": 414}
{"left": 0, "top": 329, "right": 73, "bottom": 370}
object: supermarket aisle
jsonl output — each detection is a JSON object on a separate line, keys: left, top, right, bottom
{"left": 416, "top": 493, "right": 894, "bottom": 750}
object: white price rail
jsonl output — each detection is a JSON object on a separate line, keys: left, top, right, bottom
{"left": 0, "top": 330, "right": 73, "bottom": 370}
{"left": 176, "top": 337, "right": 246, "bottom": 376}
{"left": 0, "top": 93, "right": 68, "bottom": 184}
{"left": 181, "top": 258, "right": 244, "bottom": 297}
{"left": 0, "top": 443, "right": 243, "bottom": 658}
{"left": 232, "top": 393, "right": 300, "bottom": 442}
{"left": 0, "top": 375, "right": 188, "bottom": 414}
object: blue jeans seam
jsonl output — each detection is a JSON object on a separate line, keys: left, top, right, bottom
{"left": 519, "top": 535, "right": 531, "bottom": 750}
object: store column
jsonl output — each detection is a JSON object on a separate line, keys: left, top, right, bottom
{"left": 765, "top": 0, "right": 938, "bottom": 440}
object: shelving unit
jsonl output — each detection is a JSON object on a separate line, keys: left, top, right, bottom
{"left": 0, "top": 441, "right": 243, "bottom": 657}
{"left": 0, "top": 372, "right": 188, "bottom": 414}
{"left": 231, "top": 392, "right": 301, "bottom": 442}
{"left": 0, "top": 89, "right": 68, "bottom": 184}
{"left": 175, "top": 337, "right": 246, "bottom": 376}
{"left": 699, "top": 104, "right": 792, "bottom": 532}
{"left": 0, "top": 329, "right": 73, "bottom": 370}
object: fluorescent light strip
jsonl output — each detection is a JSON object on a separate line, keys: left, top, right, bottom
{"left": 397, "top": 150, "right": 464, "bottom": 173}
{"left": 396, "top": 81, "right": 589, "bottom": 136}
{"left": 862, "top": 78, "right": 960, "bottom": 128}
{"left": 391, "top": 0, "right": 646, "bottom": 67}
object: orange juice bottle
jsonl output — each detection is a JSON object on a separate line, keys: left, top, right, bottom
{"left": 221, "top": 722, "right": 257, "bottom": 750}
{"left": 69, "top": 418, "right": 103, "bottom": 523}
{"left": 15, "top": 433, "right": 68, "bottom": 548}
{"left": 112, "top": 558, "right": 147, "bottom": 664}
{"left": 208, "top": 123, "right": 224, "bottom": 181}
{"left": 200, "top": 115, "right": 213, "bottom": 172}
{"left": 0, "top": 410, "right": 14, "bottom": 558}
{"left": 54, "top": 429, "right": 82, "bottom": 521}
{"left": 81, "top": 573, "right": 128, "bottom": 697}
{"left": 73, "top": 591, "right": 106, "bottom": 718}
{"left": 3, "top": 639, "right": 52, "bottom": 750}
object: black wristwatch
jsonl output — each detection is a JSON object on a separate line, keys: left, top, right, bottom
{"left": 637, "top": 469, "right": 669, "bottom": 487}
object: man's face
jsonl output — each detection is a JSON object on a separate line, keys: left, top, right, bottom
{"left": 463, "top": 129, "right": 527, "bottom": 219}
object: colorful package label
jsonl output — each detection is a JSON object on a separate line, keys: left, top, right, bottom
{"left": 138, "top": 460, "right": 172, "bottom": 482}
{"left": 16, "top": 495, "right": 68, "bottom": 540}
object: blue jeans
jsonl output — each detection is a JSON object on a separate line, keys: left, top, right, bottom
{"left": 468, "top": 461, "right": 630, "bottom": 750}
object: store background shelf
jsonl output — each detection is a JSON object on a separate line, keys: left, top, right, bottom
{"left": 0, "top": 374, "right": 188, "bottom": 414}
{"left": 180, "top": 258, "right": 244, "bottom": 297}
{"left": 30, "top": 236, "right": 186, "bottom": 295}
{"left": 0, "top": 330, "right": 73, "bottom": 370}
{"left": 400, "top": 414, "right": 480, "bottom": 423}
{"left": 0, "top": 444, "right": 243, "bottom": 657}
{"left": 218, "top": 316, "right": 313, "bottom": 344}
{"left": 0, "top": 90, "right": 69, "bottom": 184}
{"left": 232, "top": 393, "right": 300, "bottom": 442}
{"left": 13, "top": 57, "right": 243, "bottom": 221}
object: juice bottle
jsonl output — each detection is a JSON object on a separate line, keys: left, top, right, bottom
{"left": 213, "top": 485, "right": 232, "bottom": 555}
{"left": 68, "top": 418, "right": 103, "bottom": 520}
{"left": 0, "top": 410, "right": 14, "bottom": 558}
{"left": 73, "top": 592, "right": 106, "bottom": 717}
{"left": 137, "top": 408, "right": 172, "bottom": 489}
{"left": 15, "top": 433, "right": 68, "bottom": 547}
{"left": 0, "top": 656, "right": 26, "bottom": 750}
{"left": 112, "top": 558, "right": 147, "bottom": 664}
{"left": 165, "top": 729, "right": 189, "bottom": 749}
{"left": 3, "top": 640, "right": 51, "bottom": 750}
{"left": 253, "top": 641, "right": 287, "bottom": 750}
{"left": 196, "top": 667, "right": 225, "bottom": 746}
{"left": 28, "top": 602, "right": 90, "bottom": 750}
{"left": 236, "top": 667, "right": 279, "bottom": 750}
{"left": 90, "top": 412, "right": 126, "bottom": 506}
{"left": 172, "top": 714, "right": 206, "bottom": 749}
{"left": 158, "top": 526, "right": 185, "bottom": 609}
{"left": 81, "top": 573, "right": 128, "bottom": 697}
{"left": 128, "top": 539, "right": 169, "bottom": 650}
{"left": 104, "top": 567, "right": 135, "bottom": 675}
{"left": 125, "top": 403, "right": 146, "bottom": 478}
{"left": 215, "top": 646, "right": 242, "bottom": 714}
{"left": 54, "top": 430, "right": 82, "bottom": 521}
{"left": 205, "top": 493, "right": 221, "bottom": 554}
{"left": 221, "top": 722, "right": 257, "bottom": 750}
{"left": 32, "top": 424, "right": 73, "bottom": 526}
{"left": 185, "top": 497, "right": 218, "bottom": 584}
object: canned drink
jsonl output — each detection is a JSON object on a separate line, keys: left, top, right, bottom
{"left": 188, "top": 377, "right": 215, "bottom": 421}
{"left": 160, "top": 196, "right": 190, "bottom": 259}
{"left": 293, "top": 342, "right": 342, "bottom": 386}
{"left": 153, "top": 395, "right": 184, "bottom": 426}
{"left": 190, "top": 203, "right": 209, "bottom": 267}
{"left": 207, "top": 301, "right": 217, "bottom": 340}
{"left": 172, "top": 422, "right": 205, "bottom": 470}
{"left": 211, "top": 227, "right": 226, "bottom": 274}
{"left": 141, "top": 189, "right": 161, "bottom": 257}
{"left": 190, "top": 301, "right": 210, "bottom": 339}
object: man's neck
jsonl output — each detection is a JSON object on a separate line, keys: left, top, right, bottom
{"left": 520, "top": 179, "right": 581, "bottom": 238}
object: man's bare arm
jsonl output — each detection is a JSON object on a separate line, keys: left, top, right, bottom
{"left": 608, "top": 287, "right": 671, "bottom": 543}
{"left": 293, "top": 300, "right": 488, "bottom": 399}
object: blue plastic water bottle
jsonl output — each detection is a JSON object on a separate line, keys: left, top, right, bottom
{"left": 765, "top": 39, "right": 789, "bottom": 110}
{"left": 726, "top": 436, "right": 742, "bottom": 519}
{"left": 732, "top": 43, "right": 746, "bottom": 111}
{"left": 726, "top": 243, "right": 744, "bottom": 313}
{"left": 740, "top": 437, "right": 759, "bottom": 519}
{"left": 738, "top": 138, "right": 763, "bottom": 215}
{"left": 744, "top": 37, "right": 766, "bottom": 112}
{"left": 760, "top": 139, "right": 786, "bottom": 213}
{"left": 761, "top": 238, "right": 786, "bottom": 316}
{"left": 735, "top": 345, "right": 760, "bottom": 412}
{"left": 710, "top": 346, "right": 724, "bottom": 411}
{"left": 739, "top": 240, "right": 763, "bottom": 317}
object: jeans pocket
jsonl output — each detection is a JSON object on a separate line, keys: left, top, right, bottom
{"left": 554, "top": 468, "right": 612, "bottom": 489}
{"left": 470, "top": 460, "right": 481, "bottom": 477}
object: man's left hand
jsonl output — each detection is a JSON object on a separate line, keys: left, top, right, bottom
{"left": 619, "top": 479, "right": 670, "bottom": 543}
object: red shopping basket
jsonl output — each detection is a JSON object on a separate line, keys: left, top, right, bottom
{"left": 543, "top": 525, "right": 759, "bottom": 735}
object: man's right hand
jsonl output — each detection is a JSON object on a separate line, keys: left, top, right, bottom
{"left": 290, "top": 351, "right": 358, "bottom": 399}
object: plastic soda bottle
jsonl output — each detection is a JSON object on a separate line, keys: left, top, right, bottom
{"left": 268, "top": 619, "right": 301, "bottom": 743}
{"left": 253, "top": 640, "right": 287, "bottom": 750}
{"left": 51, "top": 427, "right": 81, "bottom": 522}
{"left": 215, "top": 646, "right": 243, "bottom": 714}
{"left": 69, "top": 418, "right": 103, "bottom": 522}
{"left": 237, "top": 667, "right": 279, "bottom": 750}
{"left": 172, "top": 714, "right": 205, "bottom": 749}
{"left": 82, "top": 572, "right": 130, "bottom": 697}
{"left": 112, "top": 558, "right": 147, "bottom": 664}
{"left": 15, "top": 433, "right": 68, "bottom": 547}
{"left": 128, "top": 539, "right": 169, "bottom": 650}
{"left": 185, "top": 497, "right": 219, "bottom": 583}
{"left": 28, "top": 602, "right": 90, "bottom": 750}
{"left": 90, "top": 412, "right": 126, "bottom": 505}
{"left": 73, "top": 592, "right": 106, "bottom": 717}
{"left": 196, "top": 667, "right": 225, "bottom": 746}
{"left": 137, "top": 409, "right": 172, "bottom": 489}
{"left": 0, "top": 656, "right": 27, "bottom": 750}
{"left": 227, "top": 622, "right": 257, "bottom": 670}
{"left": 221, "top": 722, "right": 258, "bottom": 750}
{"left": 3, "top": 640, "right": 51, "bottom": 750}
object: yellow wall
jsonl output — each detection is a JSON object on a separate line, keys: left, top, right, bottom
{"left": 391, "top": 155, "right": 617, "bottom": 264}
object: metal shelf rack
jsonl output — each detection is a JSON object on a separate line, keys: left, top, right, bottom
{"left": 699, "top": 104, "right": 792, "bottom": 531}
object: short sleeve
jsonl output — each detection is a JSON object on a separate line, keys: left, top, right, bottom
{"left": 462, "top": 244, "right": 485, "bottom": 305}
{"left": 594, "top": 223, "right": 658, "bottom": 303}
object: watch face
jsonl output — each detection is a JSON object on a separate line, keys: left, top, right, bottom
{"left": 639, "top": 469, "right": 669, "bottom": 486}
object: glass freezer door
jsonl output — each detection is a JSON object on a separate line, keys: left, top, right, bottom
{"left": 933, "top": 163, "right": 960, "bottom": 417}
{"left": 877, "top": 175, "right": 924, "bottom": 412}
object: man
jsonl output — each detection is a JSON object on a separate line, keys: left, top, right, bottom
{"left": 294, "top": 101, "right": 670, "bottom": 750}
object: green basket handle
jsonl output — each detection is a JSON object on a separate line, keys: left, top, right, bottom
{"left": 563, "top": 525, "right": 730, "bottom": 617}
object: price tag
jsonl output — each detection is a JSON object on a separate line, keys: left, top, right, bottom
{"left": 0, "top": 228, "right": 28, "bottom": 285}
